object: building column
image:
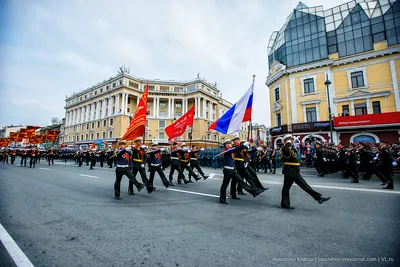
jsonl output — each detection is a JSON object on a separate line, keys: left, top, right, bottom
{"left": 121, "top": 93, "right": 125, "bottom": 115}
{"left": 87, "top": 105, "right": 91, "bottom": 121}
{"left": 107, "top": 97, "right": 111, "bottom": 117}
{"left": 316, "top": 103, "right": 320, "bottom": 121}
{"left": 155, "top": 97, "right": 159, "bottom": 118}
{"left": 366, "top": 98, "right": 371, "bottom": 114}
{"left": 184, "top": 98, "right": 188, "bottom": 114}
{"left": 203, "top": 98, "right": 206, "bottom": 119}
{"left": 116, "top": 94, "right": 120, "bottom": 115}
{"left": 168, "top": 99, "right": 171, "bottom": 118}
{"left": 137, "top": 95, "right": 140, "bottom": 107}
{"left": 303, "top": 105, "right": 307, "bottom": 122}
{"left": 153, "top": 98, "right": 157, "bottom": 118}
{"left": 209, "top": 101, "right": 213, "bottom": 121}
{"left": 125, "top": 93, "right": 129, "bottom": 114}
{"left": 290, "top": 77, "right": 297, "bottom": 123}
{"left": 78, "top": 108, "right": 81, "bottom": 124}
{"left": 196, "top": 97, "right": 199, "bottom": 118}
{"left": 350, "top": 100, "right": 355, "bottom": 115}
{"left": 390, "top": 60, "right": 400, "bottom": 111}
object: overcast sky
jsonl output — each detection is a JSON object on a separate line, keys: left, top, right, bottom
{"left": 0, "top": 0, "right": 349, "bottom": 128}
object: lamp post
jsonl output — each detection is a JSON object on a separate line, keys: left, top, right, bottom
{"left": 324, "top": 74, "right": 334, "bottom": 142}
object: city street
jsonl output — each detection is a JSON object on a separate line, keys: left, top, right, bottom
{"left": 0, "top": 161, "right": 399, "bottom": 267}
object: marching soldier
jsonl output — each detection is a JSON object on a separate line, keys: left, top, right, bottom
{"left": 219, "top": 139, "right": 263, "bottom": 204}
{"left": 21, "top": 149, "right": 27, "bottom": 167}
{"left": 314, "top": 142, "right": 325, "bottom": 177}
{"left": 114, "top": 140, "right": 144, "bottom": 200}
{"left": 29, "top": 148, "right": 37, "bottom": 168}
{"left": 180, "top": 143, "right": 200, "bottom": 183}
{"left": 90, "top": 149, "right": 98, "bottom": 170}
{"left": 189, "top": 145, "right": 209, "bottom": 180}
{"left": 10, "top": 149, "right": 16, "bottom": 164}
{"left": 374, "top": 140, "right": 396, "bottom": 189}
{"left": 128, "top": 137, "right": 153, "bottom": 194}
{"left": 346, "top": 144, "right": 359, "bottom": 183}
{"left": 280, "top": 134, "right": 331, "bottom": 209}
{"left": 47, "top": 148, "right": 54, "bottom": 165}
{"left": 3, "top": 149, "right": 8, "bottom": 164}
{"left": 107, "top": 149, "right": 115, "bottom": 168}
{"left": 148, "top": 142, "right": 174, "bottom": 189}
{"left": 169, "top": 142, "right": 189, "bottom": 185}
{"left": 99, "top": 150, "right": 105, "bottom": 167}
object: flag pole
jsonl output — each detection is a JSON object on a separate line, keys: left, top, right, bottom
{"left": 250, "top": 74, "right": 255, "bottom": 144}
{"left": 143, "top": 83, "right": 148, "bottom": 146}
{"left": 189, "top": 126, "right": 193, "bottom": 147}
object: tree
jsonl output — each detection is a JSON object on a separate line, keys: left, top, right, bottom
{"left": 51, "top": 117, "right": 61, "bottom": 125}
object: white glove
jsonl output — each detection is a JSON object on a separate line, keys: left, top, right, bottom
{"left": 323, "top": 158, "right": 327, "bottom": 162}
{"left": 160, "top": 148, "right": 165, "bottom": 152}
{"left": 126, "top": 147, "right": 131, "bottom": 151}
{"left": 201, "top": 148, "right": 205, "bottom": 151}
{"left": 140, "top": 145, "right": 146, "bottom": 149}
{"left": 392, "top": 161, "right": 398, "bottom": 167}
{"left": 244, "top": 142, "right": 250, "bottom": 147}
{"left": 373, "top": 157, "right": 378, "bottom": 161}
{"left": 357, "top": 161, "right": 360, "bottom": 164}
{"left": 244, "top": 163, "right": 248, "bottom": 168}
{"left": 177, "top": 148, "right": 182, "bottom": 150}
{"left": 257, "top": 147, "right": 262, "bottom": 151}
{"left": 140, "top": 164, "right": 145, "bottom": 168}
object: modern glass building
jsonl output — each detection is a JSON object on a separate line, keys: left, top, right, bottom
{"left": 268, "top": 0, "right": 400, "bottom": 70}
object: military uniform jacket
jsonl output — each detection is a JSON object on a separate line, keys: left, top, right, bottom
{"left": 281, "top": 143, "right": 300, "bottom": 177}
{"left": 190, "top": 150, "right": 200, "bottom": 162}
{"left": 131, "top": 146, "right": 146, "bottom": 168}
{"left": 233, "top": 145, "right": 246, "bottom": 169}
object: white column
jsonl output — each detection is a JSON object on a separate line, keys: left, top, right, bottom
{"left": 155, "top": 97, "right": 159, "bottom": 117}
{"left": 184, "top": 98, "right": 188, "bottom": 114}
{"left": 350, "top": 100, "right": 355, "bottom": 115}
{"left": 137, "top": 95, "right": 140, "bottom": 107}
{"left": 202, "top": 98, "right": 206, "bottom": 118}
{"left": 80, "top": 107, "right": 84, "bottom": 123}
{"left": 316, "top": 103, "right": 320, "bottom": 121}
{"left": 121, "top": 93, "right": 125, "bottom": 115}
{"left": 102, "top": 99, "right": 106, "bottom": 118}
{"left": 168, "top": 99, "right": 171, "bottom": 118}
{"left": 196, "top": 97, "right": 200, "bottom": 118}
{"left": 66, "top": 111, "right": 69, "bottom": 126}
{"left": 77, "top": 108, "right": 80, "bottom": 124}
{"left": 390, "top": 60, "right": 400, "bottom": 111}
{"left": 92, "top": 103, "right": 96, "bottom": 120}
{"left": 87, "top": 105, "right": 90, "bottom": 121}
{"left": 116, "top": 94, "right": 120, "bottom": 115}
{"left": 209, "top": 101, "right": 212, "bottom": 120}
{"left": 73, "top": 109, "right": 76, "bottom": 125}
{"left": 290, "top": 77, "right": 297, "bottom": 123}
{"left": 303, "top": 105, "right": 307, "bottom": 122}
{"left": 366, "top": 98, "right": 371, "bottom": 114}
{"left": 153, "top": 98, "right": 156, "bottom": 117}
{"left": 125, "top": 94, "right": 129, "bottom": 114}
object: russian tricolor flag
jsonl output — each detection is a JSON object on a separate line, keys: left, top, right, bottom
{"left": 208, "top": 84, "right": 253, "bottom": 135}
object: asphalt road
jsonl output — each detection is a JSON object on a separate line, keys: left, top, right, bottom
{"left": 0, "top": 160, "right": 399, "bottom": 267}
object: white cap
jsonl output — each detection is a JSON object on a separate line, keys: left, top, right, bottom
{"left": 134, "top": 137, "right": 143, "bottom": 142}
{"left": 181, "top": 142, "right": 186, "bottom": 147}
{"left": 282, "top": 134, "right": 293, "bottom": 143}
{"left": 151, "top": 141, "right": 158, "bottom": 146}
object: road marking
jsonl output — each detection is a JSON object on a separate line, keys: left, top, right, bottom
{"left": 167, "top": 188, "right": 219, "bottom": 198}
{"left": 79, "top": 174, "right": 99, "bottom": 179}
{"left": 38, "top": 168, "right": 50, "bottom": 171}
{"left": 0, "top": 223, "right": 35, "bottom": 267}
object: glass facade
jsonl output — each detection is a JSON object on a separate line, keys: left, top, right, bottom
{"left": 268, "top": 0, "right": 400, "bottom": 70}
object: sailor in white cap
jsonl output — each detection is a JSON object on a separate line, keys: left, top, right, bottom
{"left": 128, "top": 136, "right": 153, "bottom": 195}
{"left": 169, "top": 141, "right": 189, "bottom": 185}
{"left": 280, "top": 133, "right": 331, "bottom": 209}
{"left": 148, "top": 141, "right": 174, "bottom": 189}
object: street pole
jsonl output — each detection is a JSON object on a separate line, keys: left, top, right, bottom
{"left": 324, "top": 74, "right": 334, "bottom": 143}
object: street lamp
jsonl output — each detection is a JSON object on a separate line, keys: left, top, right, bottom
{"left": 324, "top": 74, "right": 334, "bottom": 142}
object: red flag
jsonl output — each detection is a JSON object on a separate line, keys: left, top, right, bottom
{"left": 90, "top": 142, "right": 96, "bottom": 150}
{"left": 165, "top": 106, "right": 195, "bottom": 139}
{"left": 121, "top": 86, "right": 149, "bottom": 141}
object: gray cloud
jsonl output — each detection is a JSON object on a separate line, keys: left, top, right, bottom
{"left": 0, "top": 0, "right": 348, "bottom": 127}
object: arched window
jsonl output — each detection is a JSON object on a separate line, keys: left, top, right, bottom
{"left": 350, "top": 132, "right": 379, "bottom": 144}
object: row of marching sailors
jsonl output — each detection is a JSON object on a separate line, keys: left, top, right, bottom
{"left": 0, "top": 148, "right": 55, "bottom": 166}
{"left": 113, "top": 138, "right": 210, "bottom": 199}
{"left": 74, "top": 150, "right": 113, "bottom": 169}
{"left": 219, "top": 137, "right": 269, "bottom": 204}
{"left": 314, "top": 140, "right": 397, "bottom": 189}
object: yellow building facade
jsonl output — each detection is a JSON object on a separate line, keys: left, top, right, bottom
{"left": 64, "top": 70, "right": 248, "bottom": 148}
{"left": 267, "top": 0, "right": 400, "bottom": 146}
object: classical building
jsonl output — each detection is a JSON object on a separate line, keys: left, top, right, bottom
{"left": 64, "top": 69, "right": 248, "bottom": 148}
{"left": 0, "top": 125, "right": 25, "bottom": 138}
{"left": 267, "top": 0, "right": 400, "bottom": 146}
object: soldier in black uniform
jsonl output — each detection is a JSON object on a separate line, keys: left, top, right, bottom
{"left": 21, "top": 149, "right": 27, "bottom": 167}
{"left": 346, "top": 144, "right": 359, "bottom": 183}
{"left": 90, "top": 150, "right": 98, "bottom": 170}
{"left": 189, "top": 145, "right": 209, "bottom": 180}
{"left": 99, "top": 150, "right": 105, "bottom": 167}
{"left": 148, "top": 142, "right": 174, "bottom": 189}
{"left": 77, "top": 150, "right": 84, "bottom": 167}
{"left": 10, "top": 149, "right": 16, "bottom": 164}
{"left": 29, "top": 148, "right": 37, "bottom": 168}
{"left": 180, "top": 143, "right": 200, "bottom": 183}
{"left": 374, "top": 140, "right": 396, "bottom": 189}
{"left": 280, "top": 134, "right": 331, "bottom": 209}
{"left": 47, "top": 148, "right": 54, "bottom": 165}
{"left": 169, "top": 142, "right": 189, "bottom": 185}
{"left": 128, "top": 137, "right": 153, "bottom": 194}
{"left": 314, "top": 142, "right": 325, "bottom": 177}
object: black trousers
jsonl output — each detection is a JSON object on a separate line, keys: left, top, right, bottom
{"left": 129, "top": 165, "right": 151, "bottom": 192}
{"left": 189, "top": 160, "right": 205, "bottom": 177}
{"left": 246, "top": 166, "right": 266, "bottom": 190}
{"left": 90, "top": 159, "right": 96, "bottom": 169}
{"left": 11, "top": 156, "right": 15, "bottom": 164}
{"left": 21, "top": 156, "right": 26, "bottom": 166}
{"left": 29, "top": 156, "right": 35, "bottom": 167}
{"left": 271, "top": 159, "right": 276, "bottom": 174}
{"left": 237, "top": 165, "right": 259, "bottom": 193}
{"left": 281, "top": 172, "right": 322, "bottom": 208}
{"left": 374, "top": 164, "right": 390, "bottom": 183}
{"left": 149, "top": 164, "right": 170, "bottom": 187}
{"left": 347, "top": 165, "right": 359, "bottom": 181}
{"left": 114, "top": 167, "right": 142, "bottom": 197}
{"left": 48, "top": 155, "right": 54, "bottom": 165}
{"left": 182, "top": 163, "right": 199, "bottom": 181}
{"left": 315, "top": 160, "right": 325, "bottom": 175}
{"left": 220, "top": 168, "right": 257, "bottom": 202}
{"left": 169, "top": 162, "right": 187, "bottom": 183}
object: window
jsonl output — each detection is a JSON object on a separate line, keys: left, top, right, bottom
{"left": 175, "top": 112, "right": 182, "bottom": 117}
{"left": 103, "top": 120, "right": 107, "bottom": 127}
{"left": 207, "top": 133, "right": 210, "bottom": 140}
{"left": 206, "top": 111, "right": 209, "bottom": 118}
{"left": 146, "top": 120, "right": 149, "bottom": 127}
{"left": 96, "top": 133, "right": 99, "bottom": 139}
{"left": 176, "top": 103, "right": 182, "bottom": 108}
{"left": 342, "top": 105, "right": 349, "bottom": 116}
{"left": 100, "top": 89, "right": 103, "bottom": 93}
{"left": 276, "top": 113, "right": 282, "bottom": 127}
{"left": 127, "top": 108, "right": 130, "bottom": 113}
{"left": 351, "top": 71, "right": 364, "bottom": 88}
{"left": 275, "top": 88, "right": 280, "bottom": 101}
{"left": 91, "top": 122, "right": 95, "bottom": 129}
{"left": 109, "top": 131, "right": 113, "bottom": 138}
{"left": 214, "top": 135, "right": 217, "bottom": 141}
{"left": 81, "top": 135, "right": 83, "bottom": 141}
{"left": 304, "top": 78, "right": 315, "bottom": 94}
{"left": 81, "top": 125, "right": 84, "bottom": 131}
{"left": 86, "top": 123, "right": 89, "bottom": 130}
{"left": 160, "top": 101, "right": 166, "bottom": 107}
{"left": 159, "top": 120, "right": 166, "bottom": 128}
{"left": 306, "top": 107, "right": 317, "bottom": 122}
{"left": 127, "top": 98, "right": 130, "bottom": 104}
{"left": 372, "top": 101, "right": 381, "bottom": 114}
{"left": 102, "top": 132, "right": 106, "bottom": 139}
{"left": 91, "top": 133, "right": 94, "bottom": 139}
{"left": 159, "top": 111, "right": 166, "bottom": 117}
{"left": 85, "top": 134, "right": 88, "bottom": 140}
{"left": 112, "top": 107, "right": 115, "bottom": 114}
{"left": 147, "top": 102, "right": 151, "bottom": 107}
{"left": 354, "top": 102, "right": 367, "bottom": 115}
{"left": 97, "top": 121, "right": 100, "bottom": 128}
{"left": 159, "top": 132, "right": 165, "bottom": 139}
{"left": 110, "top": 119, "right": 113, "bottom": 126}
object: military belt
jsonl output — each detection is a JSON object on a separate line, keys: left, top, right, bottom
{"left": 284, "top": 162, "right": 300, "bottom": 166}
{"left": 181, "top": 160, "right": 188, "bottom": 162}
{"left": 234, "top": 158, "right": 244, "bottom": 161}
{"left": 151, "top": 163, "right": 160, "bottom": 166}
{"left": 133, "top": 159, "right": 143, "bottom": 163}
{"left": 117, "top": 165, "right": 129, "bottom": 168}
{"left": 190, "top": 158, "right": 197, "bottom": 161}
{"left": 171, "top": 157, "right": 180, "bottom": 160}
{"left": 224, "top": 166, "right": 235, "bottom": 170}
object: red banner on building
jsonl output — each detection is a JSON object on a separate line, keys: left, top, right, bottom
{"left": 18, "top": 129, "right": 28, "bottom": 139}
{"left": 165, "top": 106, "right": 195, "bottom": 139}
{"left": 46, "top": 130, "right": 60, "bottom": 141}
{"left": 9, "top": 132, "right": 19, "bottom": 142}
{"left": 121, "top": 86, "right": 149, "bottom": 141}
{"left": 333, "top": 112, "right": 400, "bottom": 127}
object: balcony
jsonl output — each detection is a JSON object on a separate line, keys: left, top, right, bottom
{"left": 333, "top": 112, "right": 400, "bottom": 129}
